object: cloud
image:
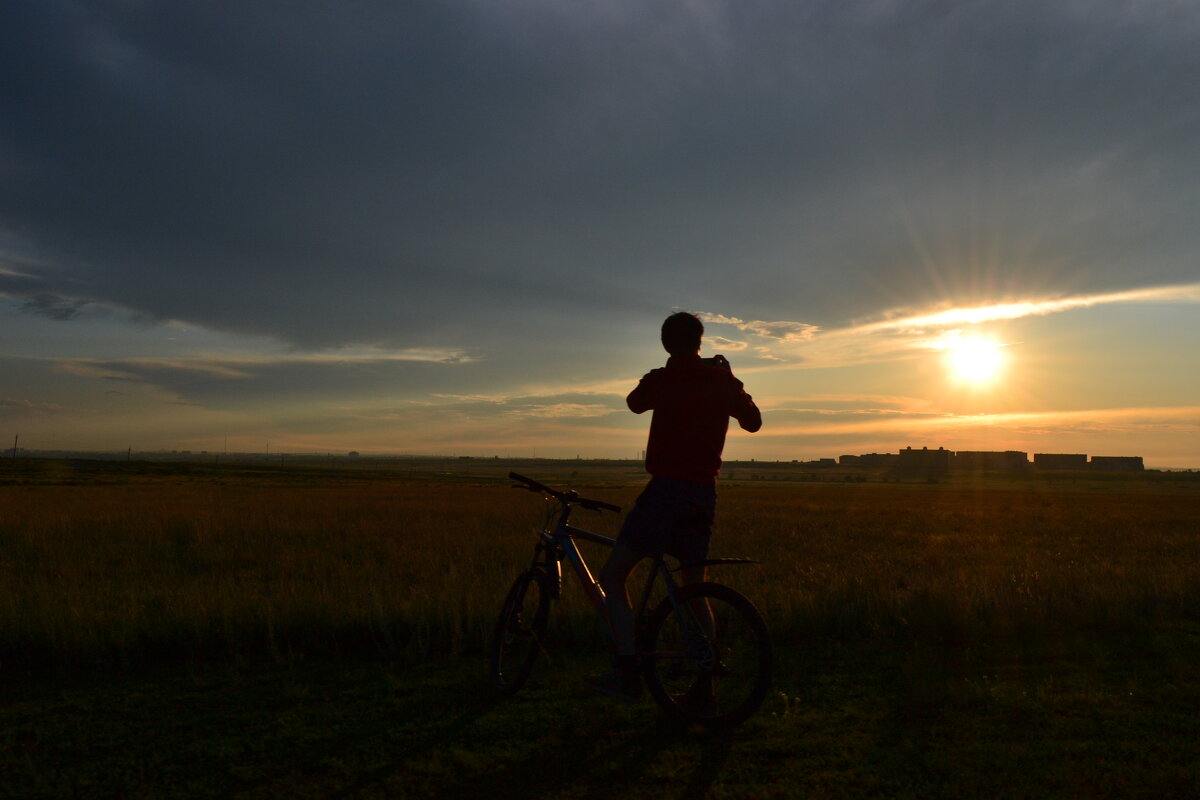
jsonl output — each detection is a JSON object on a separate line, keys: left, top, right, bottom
{"left": 0, "top": 397, "right": 93, "bottom": 416}
{"left": 21, "top": 293, "right": 88, "bottom": 320}
{"left": 752, "top": 346, "right": 784, "bottom": 362}
{"left": 71, "top": 358, "right": 254, "bottom": 380}
{"left": 845, "top": 283, "right": 1200, "bottom": 336}
{"left": 700, "top": 312, "right": 819, "bottom": 343}
{"left": 53, "top": 362, "right": 140, "bottom": 381}
{"left": 54, "top": 348, "right": 474, "bottom": 382}
{"left": 0, "top": 265, "right": 34, "bottom": 280}
{"left": 35, "top": 348, "right": 479, "bottom": 414}
{"left": 503, "top": 403, "right": 616, "bottom": 419}
{"left": 2, "top": 1, "right": 1197, "bottom": 355}
{"left": 738, "top": 320, "right": 820, "bottom": 342}
{"left": 697, "top": 313, "right": 819, "bottom": 363}
{"left": 697, "top": 313, "right": 745, "bottom": 326}
{"left": 763, "top": 394, "right": 936, "bottom": 414}
{"left": 760, "top": 393, "right": 953, "bottom": 430}
{"left": 430, "top": 390, "right": 626, "bottom": 420}
{"left": 703, "top": 336, "right": 748, "bottom": 351}
{"left": 290, "top": 389, "right": 636, "bottom": 454}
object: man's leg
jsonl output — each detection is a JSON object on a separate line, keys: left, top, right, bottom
{"left": 676, "top": 563, "right": 717, "bottom": 710}
{"left": 677, "top": 483, "right": 716, "bottom": 642}
{"left": 598, "top": 542, "right": 645, "bottom": 660}
{"left": 679, "top": 563, "right": 715, "bottom": 641}
{"left": 583, "top": 542, "right": 646, "bottom": 700}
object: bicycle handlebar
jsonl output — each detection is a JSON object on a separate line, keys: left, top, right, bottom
{"left": 509, "top": 472, "right": 622, "bottom": 514}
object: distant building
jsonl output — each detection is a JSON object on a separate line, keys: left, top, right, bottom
{"left": 835, "top": 448, "right": 1143, "bottom": 473}
{"left": 857, "top": 452, "right": 898, "bottom": 467}
{"left": 897, "top": 446, "right": 951, "bottom": 472}
{"left": 838, "top": 453, "right": 898, "bottom": 467}
{"left": 1033, "top": 453, "right": 1088, "bottom": 470}
{"left": 1090, "top": 456, "right": 1144, "bottom": 472}
{"left": 952, "top": 450, "right": 1028, "bottom": 471}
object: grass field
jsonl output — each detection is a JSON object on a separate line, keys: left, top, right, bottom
{"left": 2, "top": 457, "right": 1198, "bottom": 797}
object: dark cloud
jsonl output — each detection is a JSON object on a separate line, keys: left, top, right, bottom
{"left": 0, "top": 395, "right": 92, "bottom": 417}
{"left": 47, "top": 354, "right": 471, "bottom": 409}
{"left": 21, "top": 293, "right": 88, "bottom": 320}
{"left": 2, "top": 0, "right": 1198, "bottom": 349}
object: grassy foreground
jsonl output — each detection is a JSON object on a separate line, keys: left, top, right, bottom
{"left": 1, "top": 458, "right": 1198, "bottom": 797}
{"left": 5, "top": 636, "right": 1199, "bottom": 798}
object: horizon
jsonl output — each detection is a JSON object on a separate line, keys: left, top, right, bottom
{"left": 7, "top": 442, "right": 1191, "bottom": 472}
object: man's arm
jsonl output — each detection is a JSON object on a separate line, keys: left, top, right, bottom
{"left": 729, "top": 378, "right": 762, "bottom": 433}
{"left": 626, "top": 370, "right": 661, "bottom": 414}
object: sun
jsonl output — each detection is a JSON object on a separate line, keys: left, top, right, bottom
{"left": 943, "top": 335, "right": 1005, "bottom": 385}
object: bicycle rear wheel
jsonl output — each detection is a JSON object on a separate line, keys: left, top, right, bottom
{"left": 641, "top": 582, "right": 772, "bottom": 728}
{"left": 489, "top": 569, "right": 552, "bottom": 694}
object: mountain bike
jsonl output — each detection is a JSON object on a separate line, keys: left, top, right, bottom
{"left": 490, "top": 472, "right": 772, "bottom": 728}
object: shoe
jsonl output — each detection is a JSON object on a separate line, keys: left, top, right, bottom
{"left": 672, "top": 681, "right": 717, "bottom": 717}
{"left": 583, "top": 669, "right": 642, "bottom": 702}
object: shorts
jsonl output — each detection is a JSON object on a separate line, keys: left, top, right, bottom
{"left": 617, "top": 477, "right": 716, "bottom": 566}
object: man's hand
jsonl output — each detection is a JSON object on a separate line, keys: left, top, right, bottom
{"left": 705, "top": 354, "right": 731, "bottom": 370}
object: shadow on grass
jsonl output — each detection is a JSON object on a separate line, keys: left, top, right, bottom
{"left": 321, "top": 677, "right": 504, "bottom": 800}
{"left": 305, "top": 650, "right": 750, "bottom": 800}
{"left": 458, "top": 712, "right": 734, "bottom": 800}
{"left": 676, "top": 730, "right": 735, "bottom": 800}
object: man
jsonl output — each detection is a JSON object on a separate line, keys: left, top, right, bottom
{"left": 586, "top": 311, "right": 762, "bottom": 701}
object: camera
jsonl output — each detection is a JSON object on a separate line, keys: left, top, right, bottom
{"left": 703, "top": 354, "right": 731, "bottom": 370}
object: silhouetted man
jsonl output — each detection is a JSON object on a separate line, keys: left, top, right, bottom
{"left": 586, "top": 311, "right": 762, "bottom": 702}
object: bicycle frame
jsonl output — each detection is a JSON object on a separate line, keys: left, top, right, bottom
{"left": 528, "top": 498, "right": 690, "bottom": 643}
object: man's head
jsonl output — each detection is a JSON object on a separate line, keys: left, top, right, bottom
{"left": 661, "top": 312, "right": 703, "bottom": 356}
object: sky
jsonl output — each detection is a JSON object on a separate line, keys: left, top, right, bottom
{"left": 2, "top": 1, "right": 1198, "bottom": 467}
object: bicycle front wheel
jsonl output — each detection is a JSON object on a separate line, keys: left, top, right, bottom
{"left": 642, "top": 582, "right": 772, "bottom": 728}
{"left": 489, "top": 569, "right": 552, "bottom": 695}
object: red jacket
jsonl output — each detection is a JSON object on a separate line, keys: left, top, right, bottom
{"left": 627, "top": 353, "right": 762, "bottom": 484}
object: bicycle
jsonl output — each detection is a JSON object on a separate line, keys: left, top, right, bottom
{"left": 490, "top": 472, "right": 773, "bottom": 728}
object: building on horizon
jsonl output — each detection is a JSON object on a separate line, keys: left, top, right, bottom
{"left": 1034, "top": 453, "right": 1088, "bottom": 470}
{"left": 951, "top": 450, "right": 1029, "bottom": 471}
{"left": 797, "top": 458, "right": 837, "bottom": 468}
{"left": 833, "top": 448, "right": 1146, "bottom": 473}
{"left": 1089, "top": 455, "right": 1144, "bottom": 471}
{"left": 897, "top": 446, "right": 951, "bottom": 473}
{"left": 853, "top": 452, "right": 898, "bottom": 467}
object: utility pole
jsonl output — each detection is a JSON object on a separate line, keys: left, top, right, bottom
{"left": 11, "top": 433, "right": 16, "bottom": 460}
